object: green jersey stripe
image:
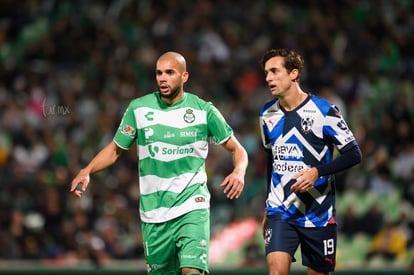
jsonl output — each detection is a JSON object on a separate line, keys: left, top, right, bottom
{"left": 137, "top": 124, "right": 208, "bottom": 145}
{"left": 138, "top": 157, "right": 205, "bottom": 178}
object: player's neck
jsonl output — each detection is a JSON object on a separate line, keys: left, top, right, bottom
{"left": 279, "top": 88, "right": 308, "bottom": 111}
{"left": 161, "top": 91, "right": 184, "bottom": 105}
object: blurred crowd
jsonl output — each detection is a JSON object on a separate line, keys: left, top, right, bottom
{"left": 0, "top": 0, "right": 413, "bottom": 269}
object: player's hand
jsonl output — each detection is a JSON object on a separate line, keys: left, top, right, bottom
{"left": 220, "top": 170, "right": 245, "bottom": 199}
{"left": 290, "top": 167, "right": 318, "bottom": 193}
{"left": 70, "top": 169, "right": 90, "bottom": 197}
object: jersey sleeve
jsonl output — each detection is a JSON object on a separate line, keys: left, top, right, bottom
{"left": 323, "top": 104, "right": 357, "bottom": 152}
{"left": 113, "top": 102, "right": 137, "bottom": 150}
{"left": 206, "top": 103, "right": 233, "bottom": 144}
{"left": 259, "top": 116, "right": 271, "bottom": 149}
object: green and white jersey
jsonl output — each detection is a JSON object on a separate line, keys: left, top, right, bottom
{"left": 113, "top": 92, "right": 233, "bottom": 223}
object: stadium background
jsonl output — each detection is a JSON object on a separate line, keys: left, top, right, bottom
{"left": 0, "top": 0, "right": 413, "bottom": 274}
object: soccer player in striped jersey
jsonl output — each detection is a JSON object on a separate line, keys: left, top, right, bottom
{"left": 259, "top": 49, "right": 361, "bottom": 275}
{"left": 71, "top": 51, "right": 248, "bottom": 274}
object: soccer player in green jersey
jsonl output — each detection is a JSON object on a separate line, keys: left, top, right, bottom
{"left": 70, "top": 51, "right": 249, "bottom": 274}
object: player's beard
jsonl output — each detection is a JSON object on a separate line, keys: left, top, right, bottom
{"left": 159, "top": 85, "right": 181, "bottom": 100}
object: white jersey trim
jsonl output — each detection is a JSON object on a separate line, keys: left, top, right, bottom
{"left": 134, "top": 107, "right": 207, "bottom": 128}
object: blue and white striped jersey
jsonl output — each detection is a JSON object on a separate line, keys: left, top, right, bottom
{"left": 259, "top": 93, "right": 358, "bottom": 228}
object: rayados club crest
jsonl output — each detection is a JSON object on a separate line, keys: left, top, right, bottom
{"left": 301, "top": 116, "right": 314, "bottom": 134}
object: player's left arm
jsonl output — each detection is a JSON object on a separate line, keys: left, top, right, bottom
{"left": 291, "top": 145, "right": 362, "bottom": 192}
{"left": 314, "top": 145, "right": 362, "bottom": 176}
{"left": 220, "top": 135, "right": 249, "bottom": 199}
{"left": 291, "top": 103, "right": 362, "bottom": 193}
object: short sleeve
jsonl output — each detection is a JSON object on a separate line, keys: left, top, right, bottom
{"left": 206, "top": 103, "right": 233, "bottom": 144}
{"left": 259, "top": 116, "right": 271, "bottom": 149}
{"left": 113, "top": 102, "right": 137, "bottom": 150}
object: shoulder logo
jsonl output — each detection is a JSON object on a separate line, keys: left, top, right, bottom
{"left": 301, "top": 116, "right": 314, "bottom": 134}
{"left": 122, "top": 125, "right": 136, "bottom": 137}
{"left": 183, "top": 109, "right": 195, "bottom": 123}
{"left": 337, "top": 119, "right": 349, "bottom": 131}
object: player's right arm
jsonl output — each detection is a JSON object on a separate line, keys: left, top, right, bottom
{"left": 70, "top": 141, "right": 124, "bottom": 197}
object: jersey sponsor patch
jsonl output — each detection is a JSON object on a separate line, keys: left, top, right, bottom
{"left": 337, "top": 119, "right": 349, "bottom": 132}
{"left": 144, "top": 127, "right": 154, "bottom": 139}
{"left": 195, "top": 196, "right": 206, "bottom": 203}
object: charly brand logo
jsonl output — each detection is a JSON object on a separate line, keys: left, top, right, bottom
{"left": 42, "top": 98, "right": 70, "bottom": 117}
{"left": 145, "top": 111, "right": 154, "bottom": 121}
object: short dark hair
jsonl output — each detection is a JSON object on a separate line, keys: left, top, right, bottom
{"left": 262, "top": 49, "right": 304, "bottom": 79}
